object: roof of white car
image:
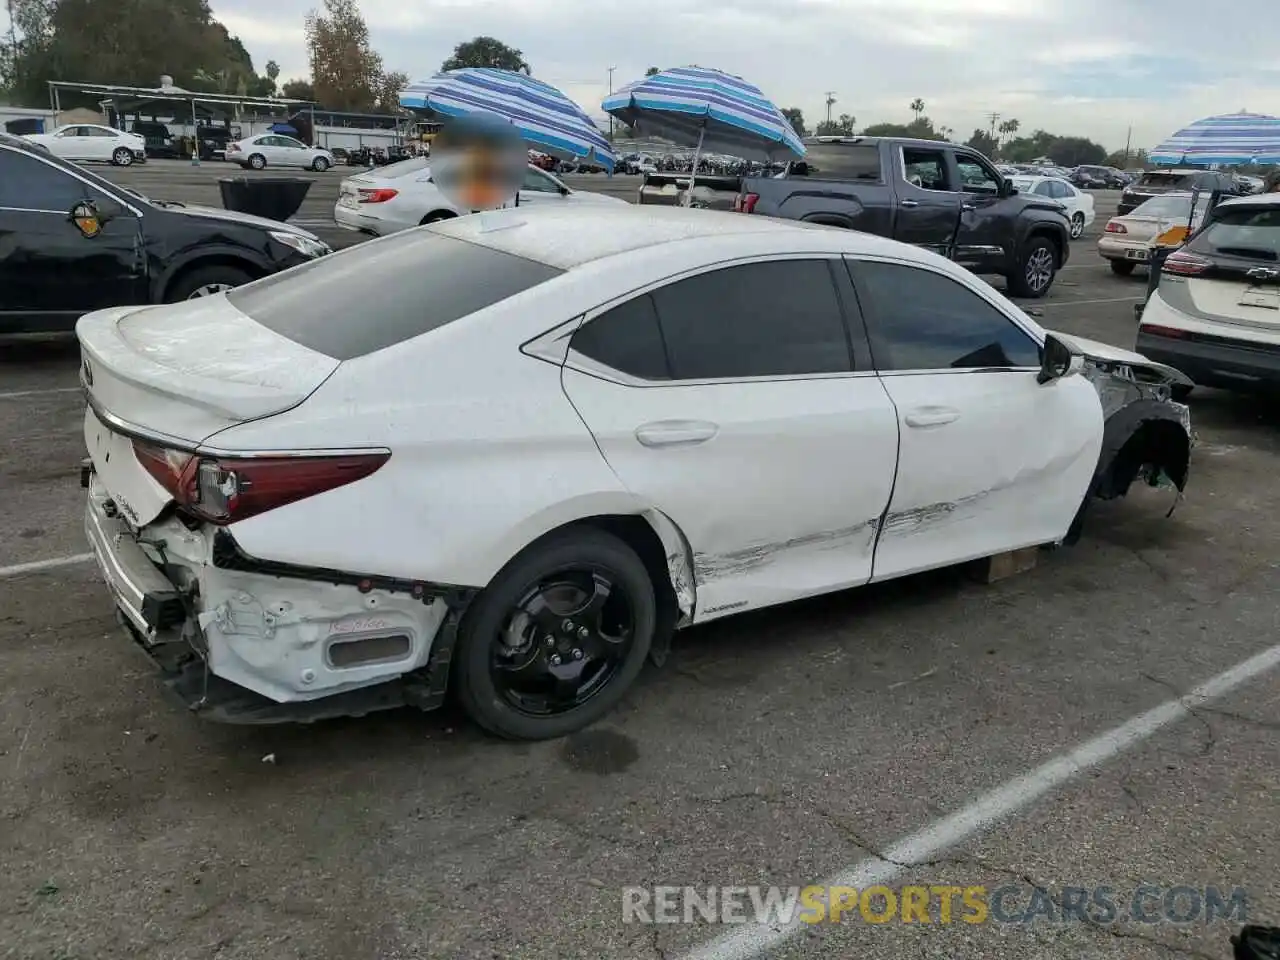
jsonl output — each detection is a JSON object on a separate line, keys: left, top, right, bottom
{"left": 427, "top": 204, "right": 912, "bottom": 270}
{"left": 1218, "top": 192, "right": 1280, "bottom": 209}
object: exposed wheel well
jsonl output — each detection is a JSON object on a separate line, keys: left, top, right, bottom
{"left": 421, "top": 210, "right": 457, "bottom": 225}
{"left": 159, "top": 256, "right": 264, "bottom": 302}
{"left": 1094, "top": 418, "right": 1191, "bottom": 500}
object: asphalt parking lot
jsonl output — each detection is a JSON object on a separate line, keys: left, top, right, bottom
{"left": 2, "top": 160, "right": 1279, "bottom": 960}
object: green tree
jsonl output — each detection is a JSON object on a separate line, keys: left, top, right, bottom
{"left": 909, "top": 97, "right": 925, "bottom": 120}
{"left": 305, "top": 0, "right": 386, "bottom": 110}
{"left": 281, "top": 78, "right": 316, "bottom": 101}
{"left": 442, "top": 36, "right": 529, "bottom": 74}
{"left": 966, "top": 129, "right": 998, "bottom": 157}
{"left": 780, "top": 106, "right": 806, "bottom": 137}
{"left": 371, "top": 69, "right": 408, "bottom": 112}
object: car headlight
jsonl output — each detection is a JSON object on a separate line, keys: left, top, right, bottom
{"left": 268, "top": 231, "right": 331, "bottom": 258}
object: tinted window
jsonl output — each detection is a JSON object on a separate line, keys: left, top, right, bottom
{"left": 227, "top": 231, "right": 564, "bottom": 360}
{"left": 1033, "top": 182, "right": 1054, "bottom": 197}
{"left": 0, "top": 149, "right": 99, "bottom": 210}
{"left": 84, "top": 127, "right": 116, "bottom": 138}
{"left": 1139, "top": 172, "right": 1193, "bottom": 188}
{"left": 956, "top": 156, "right": 999, "bottom": 194}
{"left": 1050, "top": 181, "right": 1072, "bottom": 199}
{"left": 571, "top": 294, "right": 670, "bottom": 380}
{"left": 796, "top": 144, "right": 880, "bottom": 181}
{"left": 853, "top": 260, "right": 1040, "bottom": 370}
{"left": 902, "top": 148, "right": 949, "bottom": 190}
{"left": 649, "top": 260, "right": 852, "bottom": 379}
{"left": 522, "top": 167, "right": 560, "bottom": 193}
{"left": 1189, "top": 207, "right": 1280, "bottom": 259}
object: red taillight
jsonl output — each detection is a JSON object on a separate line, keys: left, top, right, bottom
{"left": 1140, "top": 323, "right": 1188, "bottom": 339}
{"left": 732, "top": 192, "right": 759, "bottom": 214}
{"left": 358, "top": 188, "right": 399, "bottom": 204}
{"left": 132, "top": 441, "right": 389, "bottom": 525}
{"left": 1104, "top": 221, "right": 1127, "bottom": 234}
{"left": 1162, "top": 251, "right": 1212, "bottom": 276}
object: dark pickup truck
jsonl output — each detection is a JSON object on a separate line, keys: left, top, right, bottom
{"left": 733, "top": 136, "right": 1073, "bottom": 298}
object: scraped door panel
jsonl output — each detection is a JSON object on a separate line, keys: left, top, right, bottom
{"left": 871, "top": 370, "right": 1103, "bottom": 581}
{"left": 562, "top": 370, "right": 900, "bottom": 620}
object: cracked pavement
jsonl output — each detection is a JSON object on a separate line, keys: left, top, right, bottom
{"left": 2, "top": 170, "right": 1278, "bottom": 959}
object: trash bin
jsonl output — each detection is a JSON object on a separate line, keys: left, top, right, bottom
{"left": 218, "top": 177, "right": 312, "bottom": 223}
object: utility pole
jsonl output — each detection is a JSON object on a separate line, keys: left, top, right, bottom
{"left": 1123, "top": 125, "right": 1132, "bottom": 166}
{"left": 986, "top": 112, "right": 1001, "bottom": 140}
{"left": 824, "top": 91, "right": 836, "bottom": 127}
{"left": 607, "top": 66, "right": 616, "bottom": 140}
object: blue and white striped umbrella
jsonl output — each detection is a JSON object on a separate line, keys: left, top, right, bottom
{"left": 1149, "top": 112, "right": 1280, "bottom": 166}
{"left": 400, "top": 68, "right": 615, "bottom": 170}
{"left": 602, "top": 66, "right": 805, "bottom": 162}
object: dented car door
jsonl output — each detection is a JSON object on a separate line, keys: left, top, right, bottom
{"left": 560, "top": 257, "right": 900, "bottom": 621}
{"left": 846, "top": 257, "right": 1103, "bottom": 581}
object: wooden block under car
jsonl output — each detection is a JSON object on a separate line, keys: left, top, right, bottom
{"left": 969, "top": 546, "right": 1039, "bottom": 583}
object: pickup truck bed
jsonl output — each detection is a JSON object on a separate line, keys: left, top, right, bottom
{"left": 637, "top": 172, "right": 742, "bottom": 211}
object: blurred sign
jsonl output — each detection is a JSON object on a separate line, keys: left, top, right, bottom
{"left": 430, "top": 115, "right": 526, "bottom": 212}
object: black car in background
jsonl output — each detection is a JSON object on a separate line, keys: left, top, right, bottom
{"left": 131, "top": 120, "right": 182, "bottom": 159}
{"left": 1118, "top": 168, "right": 1240, "bottom": 215}
{"left": 1072, "top": 165, "right": 1129, "bottom": 189}
{"left": 0, "top": 133, "right": 332, "bottom": 335}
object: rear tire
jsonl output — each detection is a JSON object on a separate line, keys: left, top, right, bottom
{"left": 311, "top": 156, "right": 329, "bottom": 172}
{"left": 111, "top": 147, "right": 134, "bottom": 166}
{"left": 247, "top": 153, "right": 266, "bottom": 170}
{"left": 421, "top": 211, "right": 457, "bottom": 225}
{"left": 165, "top": 264, "right": 255, "bottom": 302}
{"left": 1110, "top": 259, "right": 1136, "bottom": 276}
{"left": 453, "top": 528, "right": 655, "bottom": 740}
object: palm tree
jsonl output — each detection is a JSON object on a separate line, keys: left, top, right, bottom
{"left": 998, "top": 118, "right": 1020, "bottom": 144}
{"left": 910, "top": 98, "right": 925, "bottom": 120}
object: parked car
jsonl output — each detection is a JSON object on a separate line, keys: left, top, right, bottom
{"left": 0, "top": 132, "right": 331, "bottom": 335}
{"left": 1234, "top": 174, "right": 1265, "bottom": 194}
{"left": 1072, "top": 165, "right": 1128, "bottom": 189}
{"left": 227, "top": 133, "right": 335, "bottom": 171}
{"left": 734, "top": 136, "right": 1072, "bottom": 297}
{"left": 23, "top": 123, "right": 146, "bottom": 166}
{"left": 131, "top": 120, "right": 181, "bottom": 159}
{"left": 195, "top": 125, "right": 239, "bottom": 161}
{"left": 333, "top": 158, "right": 627, "bottom": 235}
{"left": 77, "top": 204, "right": 1191, "bottom": 739}
{"left": 1137, "top": 193, "right": 1280, "bottom": 391}
{"left": 1118, "top": 168, "right": 1238, "bottom": 216}
{"left": 1009, "top": 175, "right": 1096, "bottom": 238}
{"left": 1098, "top": 192, "right": 1213, "bottom": 276}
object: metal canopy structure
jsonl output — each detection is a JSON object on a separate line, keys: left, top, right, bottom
{"left": 46, "top": 80, "right": 316, "bottom": 123}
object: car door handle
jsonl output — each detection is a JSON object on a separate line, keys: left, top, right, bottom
{"left": 900, "top": 199, "right": 920, "bottom": 208}
{"left": 635, "top": 420, "right": 719, "bottom": 447}
{"left": 961, "top": 202, "right": 976, "bottom": 211}
{"left": 904, "top": 406, "right": 960, "bottom": 428}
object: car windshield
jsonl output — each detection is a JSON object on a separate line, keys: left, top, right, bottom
{"left": 1193, "top": 206, "right": 1280, "bottom": 259}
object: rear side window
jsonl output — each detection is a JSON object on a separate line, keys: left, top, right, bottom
{"left": 796, "top": 144, "right": 881, "bottom": 181}
{"left": 228, "top": 231, "right": 563, "bottom": 360}
{"left": 571, "top": 294, "right": 671, "bottom": 380}
{"left": 852, "top": 260, "right": 1041, "bottom": 371}
{"left": 1190, "top": 207, "right": 1280, "bottom": 260}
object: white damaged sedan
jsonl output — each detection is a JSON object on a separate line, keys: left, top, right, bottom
{"left": 78, "top": 205, "right": 1193, "bottom": 739}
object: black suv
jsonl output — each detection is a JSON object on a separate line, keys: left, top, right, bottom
{"left": 1118, "top": 168, "right": 1239, "bottom": 215}
{"left": 0, "top": 133, "right": 332, "bottom": 335}
{"left": 131, "top": 121, "right": 181, "bottom": 159}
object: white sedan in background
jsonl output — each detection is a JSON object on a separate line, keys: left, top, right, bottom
{"left": 226, "top": 134, "right": 335, "bottom": 171}
{"left": 77, "top": 205, "right": 1191, "bottom": 740}
{"left": 24, "top": 124, "right": 146, "bottom": 166}
{"left": 333, "top": 158, "right": 627, "bottom": 235}
{"left": 1098, "top": 192, "right": 1213, "bottom": 276}
{"left": 1010, "top": 175, "right": 1095, "bottom": 239}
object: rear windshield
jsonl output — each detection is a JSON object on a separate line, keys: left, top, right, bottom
{"left": 227, "top": 230, "right": 563, "bottom": 360}
{"left": 1138, "top": 172, "right": 1192, "bottom": 188}
{"left": 370, "top": 157, "right": 430, "bottom": 179}
{"left": 1191, "top": 207, "right": 1280, "bottom": 259}
{"left": 1131, "top": 195, "right": 1195, "bottom": 219}
{"left": 793, "top": 144, "right": 881, "bottom": 181}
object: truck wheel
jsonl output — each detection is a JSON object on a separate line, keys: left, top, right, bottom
{"left": 452, "top": 527, "right": 655, "bottom": 740}
{"left": 1008, "top": 237, "right": 1058, "bottom": 298}
{"left": 1110, "top": 260, "right": 1136, "bottom": 276}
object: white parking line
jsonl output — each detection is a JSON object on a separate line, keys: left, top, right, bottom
{"left": 0, "top": 553, "right": 94, "bottom": 579}
{"left": 681, "top": 640, "right": 1280, "bottom": 960}
{"left": 1034, "top": 296, "right": 1144, "bottom": 308}
{"left": 0, "top": 387, "right": 82, "bottom": 401}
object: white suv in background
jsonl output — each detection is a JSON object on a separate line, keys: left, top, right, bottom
{"left": 1138, "top": 193, "right": 1280, "bottom": 393}
{"left": 23, "top": 124, "right": 146, "bottom": 166}
{"left": 333, "top": 158, "right": 628, "bottom": 235}
{"left": 227, "top": 134, "right": 335, "bottom": 171}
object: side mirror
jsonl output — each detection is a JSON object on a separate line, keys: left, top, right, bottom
{"left": 558, "top": 184, "right": 569, "bottom": 196}
{"left": 1037, "top": 334, "right": 1081, "bottom": 385}
{"left": 999, "top": 179, "right": 1016, "bottom": 198}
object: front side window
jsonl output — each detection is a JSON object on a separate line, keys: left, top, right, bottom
{"left": 902, "top": 148, "right": 949, "bottom": 191}
{"left": 852, "top": 259, "right": 1041, "bottom": 371}
{"left": 0, "top": 149, "right": 104, "bottom": 210}
{"left": 956, "top": 156, "right": 999, "bottom": 194}
{"left": 522, "top": 168, "right": 561, "bottom": 193}
{"left": 1033, "top": 181, "right": 1054, "bottom": 198}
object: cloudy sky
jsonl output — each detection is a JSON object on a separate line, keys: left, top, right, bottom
{"left": 14, "top": 0, "right": 1280, "bottom": 151}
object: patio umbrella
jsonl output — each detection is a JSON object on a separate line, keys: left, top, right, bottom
{"left": 1149, "top": 111, "right": 1280, "bottom": 166}
{"left": 399, "top": 68, "right": 615, "bottom": 171}
{"left": 602, "top": 66, "right": 805, "bottom": 205}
